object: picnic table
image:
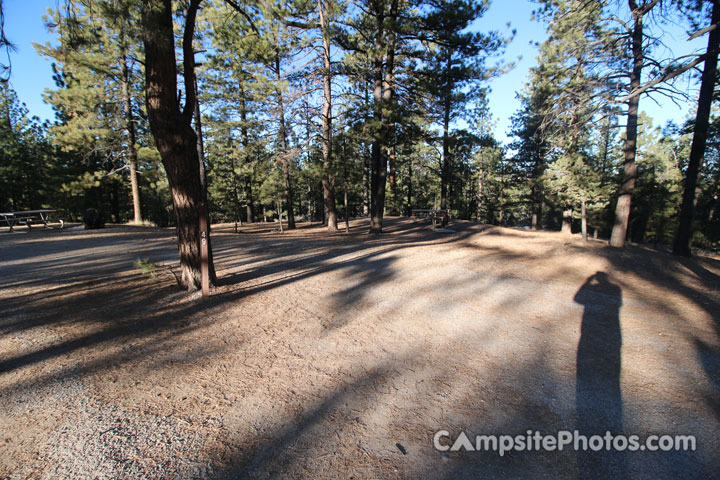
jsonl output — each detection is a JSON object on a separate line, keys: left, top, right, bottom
{"left": 0, "top": 209, "right": 64, "bottom": 232}
{"left": 411, "top": 209, "right": 449, "bottom": 228}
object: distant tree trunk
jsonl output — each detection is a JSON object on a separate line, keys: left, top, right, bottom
{"left": 441, "top": 56, "right": 451, "bottom": 211}
{"left": 673, "top": 0, "right": 720, "bottom": 256}
{"left": 389, "top": 140, "right": 397, "bottom": 210}
{"left": 363, "top": 142, "right": 370, "bottom": 216}
{"left": 344, "top": 187, "right": 350, "bottom": 233}
{"left": 239, "top": 87, "right": 254, "bottom": 223}
{"left": 562, "top": 206, "right": 573, "bottom": 234}
{"left": 276, "top": 199, "right": 283, "bottom": 232}
{"left": 406, "top": 155, "right": 413, "bottom": 215}
{"left": 531, "top": 185, "right": 542, "bottom": 230}
{"left": 581, "top": 200, "right": 588, "bottom": 242}
{"left": 275, "top": 53, "right": 295, "bottom": 229}
{"left": 228, "top": 136, "right": 242, "bottom": 231}
{"left": 610, "top": 0, "right": 649, "bottom": 248}
{"left": 369, "top": 0, "right": 398, "bottom": 233}
{"left": 121, "top": 53, "right": 142, "bottom": 224}
{"left": 141, "top": 0, "right": 216, "bottom": 290}
{"left": 318, "top": 0, "right": 338, "bottom": 232}
{"left": 369, "top": 14, "right": 387, "bottom": 233}
{"left": 476, "top": 171, "right": 484, "bottom": 222}
{"left": 109, "top": 180, "right": 120, "bottom": 222}
{"left": 531, "top": 152, "right": 544, "bottom": 230}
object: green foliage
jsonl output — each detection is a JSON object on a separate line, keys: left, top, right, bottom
{"left": 135, "top": 257, "right": 158, "bottom": 278}
{"left": 0, "top": 84, "right": 52, "bottom": 212}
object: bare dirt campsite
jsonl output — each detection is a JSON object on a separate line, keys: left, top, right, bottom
{"left": 0, "top": 218, "right": 718, "bottom": 479}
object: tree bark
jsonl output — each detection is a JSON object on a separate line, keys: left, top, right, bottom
{"left": 610, "top": 0, "right": 647, "bottom": 248}
{"left": 476, "top": 170, "right": 484, "bottom": 223}
{"left": 141, "top": 0, "right": 216, "bottom": 290}
{"left": 274, "top": 52, "right": 296, "bottom": 229}
{"left": 121, "top": 53, "right": 142, "bottom": 224}
{"left": 318, "top": 0, "right": 338, "bottom": 231}
{"left": 406, "top": 155, "right": 413, "bottom": 216}
{"left": 369, "top": 0, "right": 398, "bottom": 233}
{"left": 238, "top": 87, "right": 254, "bottom": 223}
{"left": 441, "top": 54, "right": 452, "bottom": 211}
{"left": 369, "top": 2, "right": 387, "bottom": 233}
{"left": 673, "top": 0, "right": 720, "bottom": 256}
{"left": 581, "top": 200, "right": 587, "bottom": 242}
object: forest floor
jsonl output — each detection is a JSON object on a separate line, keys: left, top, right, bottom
{"left": 0, "top": 217, "right": 718, "bottom": 479}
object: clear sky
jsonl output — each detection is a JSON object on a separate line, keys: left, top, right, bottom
{"left": 3, "top": 0, "right": 705, "bottom": 145}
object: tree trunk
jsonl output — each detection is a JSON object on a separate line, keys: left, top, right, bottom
{"left": 141, "top": 0, "right": 215, "bottom": 290}
{"left": 239, "top": 86, "right": 254, "bottom": 223}
{"left": 389, "top": 140, "right": 397, "bottom": 212}
{"left": 610, "top": 1, "right": 646, "bottom": 248}
{"left": 363, "top": 142, "right": 370, "bottom": 217}
{"left": 562, "top": 206, "right": 573, "bottom": 234}
{"left": 581, "top": 200, "right": 587, "bottom": 242}
{"left": 275, "top": 53, "right": 295, "bottom": 229}
{"left": 318, "top": 0, "right": 338, "bottom": 232}
{"left": 344, "top": 187, "right": 350, "bottom": 233}
{"left": 228, "top": 136, "right": 241, "bottom": 232}
{"left": 369, "top": 0, "right": 398, "bottom": 233}
{"left": 369, "top": 5, "right": 387, "bottom": 233}
{"left": 121, "top": 54, "right": 142, "bottom": 224}
{"left": 406, "top": 155, "right": 413, "bottom": 216}
{"left": 673, "top": 0, "right": 720, "bottom": 256}
{"left": 441, "top": 59, "right": 451, "bottom": 211}
{"left": 476, "top": 171, "right": 484, "bottom": 223}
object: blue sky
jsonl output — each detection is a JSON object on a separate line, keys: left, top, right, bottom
{"left": 4, "top": 1, "right": 704, "bottom": 145}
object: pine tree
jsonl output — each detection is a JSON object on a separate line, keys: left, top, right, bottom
{"left": 673, "top": 0, "right": 720, "bottom": 255}
{"left": 415, "top": 0, "right": 510, "bottom": 213}
{"left": 141, "top": 0, "right": 216, "bottom": 289}
{"left": 37, "top": 1, "right": 147, "bottom": 224}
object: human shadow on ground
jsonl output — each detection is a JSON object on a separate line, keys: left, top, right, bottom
{"left": 574, "top": 271, "right": 625, "bottom": 478}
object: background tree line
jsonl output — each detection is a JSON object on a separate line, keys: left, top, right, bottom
{"left": 1, "top": 0, "right": 719, "bottom": 290}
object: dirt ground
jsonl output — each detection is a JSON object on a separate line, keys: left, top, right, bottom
{"left": 0, "top": 217, "right": 718, "bottom": 479}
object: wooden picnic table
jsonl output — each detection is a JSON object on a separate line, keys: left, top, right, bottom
{"left": 411, "top": 209, "right": 449, "bottom": 228}
{"left": 0, "top": 209, "right": 64, "bottom": 232}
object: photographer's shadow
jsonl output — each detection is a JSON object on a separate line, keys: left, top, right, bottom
{"left": 574, "top": 271, "right": 625, "bottom": 478}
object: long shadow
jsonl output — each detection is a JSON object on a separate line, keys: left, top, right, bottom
{"left": 574, "top": 271, "right": 625, "bottom": 478}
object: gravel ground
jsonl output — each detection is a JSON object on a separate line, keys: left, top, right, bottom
{"left": 0, "top": 218, "right": 718, "bottom": 479}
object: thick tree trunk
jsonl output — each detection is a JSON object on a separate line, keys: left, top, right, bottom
{"left": 141, "top": 0, "right": 215, "bottom": 290}
{"left": 318, "top": 0, "right": 338, "bottom": 232}
{"left": 673, "top": 0, "right": 720, "bottom": 256}
{"left": 610, "top": 1, "right": 646, "bottom": 248}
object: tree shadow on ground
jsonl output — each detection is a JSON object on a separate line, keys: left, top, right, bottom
{"left": 1, "top": 219, "right": 718, "bottom": 478}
